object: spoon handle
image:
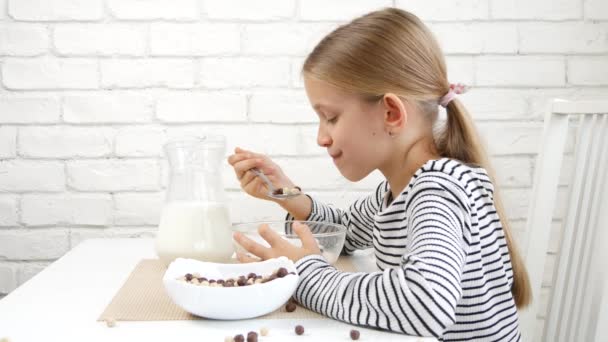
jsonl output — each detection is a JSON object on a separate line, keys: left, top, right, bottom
{"left": 250, "top": 168, "right": 275, "bottom": 191}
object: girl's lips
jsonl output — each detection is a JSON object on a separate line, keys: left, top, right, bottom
{"left": 330, "top": 151, "right": 342, "bottom": 160}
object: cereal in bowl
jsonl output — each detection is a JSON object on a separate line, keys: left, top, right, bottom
{"left": 177, "top": 267, "right": 295, "bottom": 287}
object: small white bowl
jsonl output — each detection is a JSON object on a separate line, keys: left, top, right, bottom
{"left": 162, "top": 256, "right": 298, "bottom": 320}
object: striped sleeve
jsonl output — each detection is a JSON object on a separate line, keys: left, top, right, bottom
{"left": 286, "top": 181, "right": 387, "bottom": 254}
{"left": 293, "top": 175, "right": 467, "bottom": 337}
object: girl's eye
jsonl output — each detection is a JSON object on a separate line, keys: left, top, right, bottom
{"left": 327, "top": 116, "right": 338, "bottom": 124}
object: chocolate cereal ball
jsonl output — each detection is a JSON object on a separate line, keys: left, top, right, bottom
{"left": 295, "top": 325, "right": 304, "bottom": 335}
{"left": 276, "top": 267, "right": 289, "bottom": 278}
{"left": 246, "top": 331, "right": 258, "bottom": 342}
{"left": 286, "top": 301, "right": 297, "bottom": 312}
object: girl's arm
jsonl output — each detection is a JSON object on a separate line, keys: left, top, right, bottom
{"left": 293, "top": 179, "right": 468, "bottom": 337}
{"left": 282, "top": 182, "right": 387, "bottom": 254}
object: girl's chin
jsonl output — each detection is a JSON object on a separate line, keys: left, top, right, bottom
{"left": 337, "top": 167, "right": 368, "bottom": 182}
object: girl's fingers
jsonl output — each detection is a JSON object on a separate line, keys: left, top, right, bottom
{"left": 236, "top": 252, "right": 261, "bottom": 263}
{"left": 261, "top": 164, "right": 276, "bottom": 176}
{"left": 235, "top": 147, "right": 263, "bottom": 157}
{"left": 233, "top": 158, "right": 262, "bottom": 179}
{"left": 240, "top": 169, "right": 257, "bottom": 186}
{"left": 293, "top": 222, "right": 319, "bottom": 252}
{"left": 234, "top": 147, "right": 265, "bottom": 160}
{"left": 228, "top": 149, "right": 262, "bottom": 165}
{"left": 227, "top": 151, "right": 252, "bottom": 165}
{"left": 233, "top": 231, "right": 270, "bottom": 260}
{"left": 228, "top": 149, "right": 275, "bottom": 178}
{"left": 242, "top": 171, "right": 270, "bottom": 196}
{"left": 258, "top": 224, "right": 285, "bottom": 248}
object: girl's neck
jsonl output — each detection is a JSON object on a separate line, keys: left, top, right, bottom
{"left": 381, "top": 136, "right": 440, "bottom": 202}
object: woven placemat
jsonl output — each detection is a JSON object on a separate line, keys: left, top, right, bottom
{"left": 98, "top": 258, "right": 356, "bottom": 322}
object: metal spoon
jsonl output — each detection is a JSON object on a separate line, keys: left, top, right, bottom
{"left": 249, "top": 168, "right": 302, "bottom": 200}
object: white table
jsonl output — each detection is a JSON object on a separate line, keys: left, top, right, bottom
{"left": 0, "top": 239, "right": 435, "bottom": 342}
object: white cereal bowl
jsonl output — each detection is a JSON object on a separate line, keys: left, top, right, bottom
{"left": 162, "top": 256, "right": 298, "bottom": 320}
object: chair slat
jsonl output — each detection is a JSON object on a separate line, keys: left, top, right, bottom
{"left": 545, "top": 114, "right": 594, "bottom": 341}
{"left": 567, "top": 114, "right": 605, "bottom": 342}
{"left": 520, "top": 111, "right": 570, "bottom": 339}
{"left": 588, "top": 159, "right": 608, "bottom": 342}
{"left": 577, "top": 114, "right": 608, "bottom": 340}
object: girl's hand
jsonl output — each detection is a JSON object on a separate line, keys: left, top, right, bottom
{"left": 233, "top": 222, "right": 321, "bottom": 263}
{"left": 227, "top": 147, "right": 297, "bottom": 202}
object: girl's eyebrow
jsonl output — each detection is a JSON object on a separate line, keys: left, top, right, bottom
{"left": 313, "top": 103, "right": 338, "bottom": 113}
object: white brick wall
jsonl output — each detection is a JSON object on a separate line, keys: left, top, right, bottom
{"left": 54, "top": 24, "right": 146, "bottom": 56}
{"left": 299, "top": 0, "right": 391, "bottom": 21}
{"left": 9, "top": 0, "right": 104, "bottom": 21}
{"left": 0, "top": 160, "right": 65, "bottom": 192}
{"left": 63, "top": 93, "right": 154, "bottom": 123}
{"left": 2, "top": 57, "right": 98, "bottom": 89}
{"left": 430, "top": 23, "right": 518, "bottom": 54}
{"left": 106, "top": 0, "right": 199, "bottom": 21}
{"left": 1, "top": 2, "right": 607, "bottom": 340}
{"left": 67, "top": 159, "right": 160, "bottom": 191}
{"left": 476, "top": 56, "right": 566, "bottom": 87}
{"left": 21, "top": 194, "right": 112, "bottom": 226}
{"left": 490, "top": 0, "right": 581, "bottom": 20}
{"left": 568, "top": 57, "right": 608, "bottom": 85}
{"left": 100, "top": 59, "right": 196, "bottom": 88}
{"left": 0, "top": 263, "right": 17, "bottom": 295}
{"left": 586, "top": 0, "right": 608, "bottom": 19}
{"left": 249, "top": 90, "right": 316, "bottom": 123}
{"left": 200, "top": 57, "right": 291, "bottom": 88}
{"left": 19, "top": 126, "right": 113, "bottom": 158}
{"left": 0, "top": 24, "right": 48, "bottom": 56}
{"left": 204, "top": 0, "right": 294, "bottom": 21}
{"left": 242, "top": 23, "right": 336, "bottom": 56}
{"left": 398, "top": 0, "right": 488, "bottom": 21}
{"left": 156, "top": 92, "right": 247, "bottom": 122}
{"left": 0, "top": 229, "right": 70, "bottom": 259}
{"left": 0, "top": 126, "right": 17, "bottom": 157}
{"left": 150, "top": 24, "right": 240, "bottom": 57}
{"left": 519, "top": 23, "right": 608, "bottom": 54}
{"left": 0, "top": 195, "right": 18, "bottom": 226}
{"left": 0, "top": 96, "right": 61, "bottom": 123}
{"left": 0, "top": 0, "right": 6, "bottom": 19}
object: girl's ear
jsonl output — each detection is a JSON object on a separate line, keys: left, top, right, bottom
{"left": 382, "top": 93, "right": 407, "bottom": 133}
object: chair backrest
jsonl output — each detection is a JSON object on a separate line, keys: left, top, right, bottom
{"left": 519, "top": 99, "right": 608, "bottom": 341}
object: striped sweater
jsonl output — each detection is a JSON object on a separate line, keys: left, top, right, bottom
{"left": 289, "top": 158, "right": 521, "bottom": 341}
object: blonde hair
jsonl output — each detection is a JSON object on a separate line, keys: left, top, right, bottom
{"left": 302, "top": 7, "right": 531, "bottom": 309}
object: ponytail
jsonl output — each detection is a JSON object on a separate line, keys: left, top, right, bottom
{"left": 437, "top": 99, "right": 532, "bottom": 309}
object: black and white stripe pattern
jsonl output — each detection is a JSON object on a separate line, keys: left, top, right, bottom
{"left": 289, "top": 158, "right": 521, "bottom": 341}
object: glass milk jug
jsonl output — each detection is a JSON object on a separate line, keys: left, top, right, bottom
{"left": 156, "top": 136, "right": 234, "bottom": 265}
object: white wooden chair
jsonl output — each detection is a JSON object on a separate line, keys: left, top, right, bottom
{"left": 519, "top": 99, "right": 608, "bottom": 341}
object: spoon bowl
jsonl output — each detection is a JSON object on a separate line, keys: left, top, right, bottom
{"left": 250, "top": 168, "right": 301, "bottom": 200}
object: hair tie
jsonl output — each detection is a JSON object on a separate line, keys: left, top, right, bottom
{"left": 439, "top": 83, "right": 468, "bottom": 108}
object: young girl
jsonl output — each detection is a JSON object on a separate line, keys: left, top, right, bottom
{"left": 228, "top": 7, "right": 531, "bottom": 341}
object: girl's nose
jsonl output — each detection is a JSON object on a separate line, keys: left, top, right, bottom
{"left": 317, "top": 125, "right": 332, "bottom": 147}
